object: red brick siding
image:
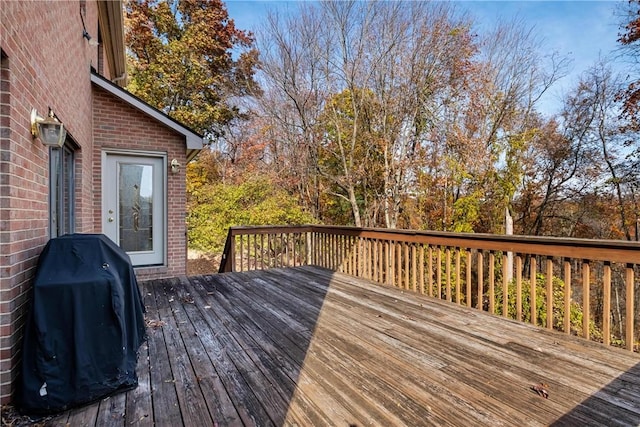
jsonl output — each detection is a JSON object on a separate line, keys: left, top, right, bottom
{"left": 0, "top": 1, "right": 101, "bottom": 403}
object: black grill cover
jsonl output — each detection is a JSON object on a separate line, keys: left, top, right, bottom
{"left": 16, "top": 234, "right": 146, "bottom": 414}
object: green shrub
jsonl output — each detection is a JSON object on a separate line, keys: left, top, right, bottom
{"left": 494, "top": 273, "right": 587, "bottom": 335}
{"left": 187, "top": 178, "right": 316, "bottom": 254}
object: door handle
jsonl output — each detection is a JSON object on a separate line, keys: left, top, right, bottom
{"left": 108, "top": 217, "right": 114, "bottom": 222}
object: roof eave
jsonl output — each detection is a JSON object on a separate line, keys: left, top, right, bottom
{"left": 98, "top": 0, "right": 127, "bottom": 87}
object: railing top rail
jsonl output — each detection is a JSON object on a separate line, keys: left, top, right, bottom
{"left": 227, "top": 225, "right": 316, "bottom": 235}
{"left": 226, "top": 224, "right": 640, "bottom": 264}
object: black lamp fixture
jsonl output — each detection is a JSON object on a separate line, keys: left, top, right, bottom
{"left": 31, "top": 108, "right": 67, "bottom": 148}
{"left": 80, "top": 3, "right": 99, "bottom": 47}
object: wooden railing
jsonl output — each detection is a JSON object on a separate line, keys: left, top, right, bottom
{"left": 219, "top": 225, "right": 640, "bottom": 351}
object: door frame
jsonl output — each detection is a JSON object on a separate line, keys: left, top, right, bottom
{"left": 101, "top": 149, "right": 168, "bottom": 267}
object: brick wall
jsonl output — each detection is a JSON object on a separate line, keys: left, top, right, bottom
{"left": 92, "top": 86, "right": 188, "bottom": 281}
{"left": 0, "top": 1, "right": 101, "bottom": 403}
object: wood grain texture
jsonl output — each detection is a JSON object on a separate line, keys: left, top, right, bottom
{"left": 47, "top": 266, "right": 640, "bottom": 426}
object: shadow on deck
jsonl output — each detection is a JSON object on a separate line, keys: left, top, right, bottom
{"left": 551, "top": 362, "right": 640, "bottom": 426}
{"left": 45, "top": 266, "right": 640, "bottom": 426}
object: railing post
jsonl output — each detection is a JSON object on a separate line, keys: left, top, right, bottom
{"left": 230, "top": 233, "right": 236, "bottom": 272}
{"left": 218, "top": 228, "right": 235, "bottom": 273}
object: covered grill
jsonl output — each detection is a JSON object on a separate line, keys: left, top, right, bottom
{"left": 16, "top": 234, "right": 146, "bottom": 414}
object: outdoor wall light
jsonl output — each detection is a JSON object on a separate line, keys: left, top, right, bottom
{"left": 171, "top": 159, "right": 180, "bottom": 173}
{"left": 31, "top": 108, "right": 67, "bottom": 148}
{"left": 82, "top": 30, "right": 99, "bottom": 47}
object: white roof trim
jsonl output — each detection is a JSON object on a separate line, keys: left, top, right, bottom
{"left": 91, "top": 72, "right": 204, "bottom": 151}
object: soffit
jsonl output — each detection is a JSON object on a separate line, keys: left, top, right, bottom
{"left": 97, "top": 0, "right": 126, "bottom": 87}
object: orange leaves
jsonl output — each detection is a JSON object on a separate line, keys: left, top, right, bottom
{"left": 617, "top": 1, "right": 640, "bottom": 127}
{"left": 124, "top": 0, "right": 259, "bottom": 134}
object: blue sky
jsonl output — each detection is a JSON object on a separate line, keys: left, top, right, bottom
{"left": 225, "top": 0, "right": 626, "bottom": 115}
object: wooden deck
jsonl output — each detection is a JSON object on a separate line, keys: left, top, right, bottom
{"left": 46, "top": 266, "right": 640, "bottom": 426}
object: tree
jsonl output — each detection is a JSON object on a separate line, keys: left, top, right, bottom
{"left": 512, "top": 116, "right": 591, "bottom": 237}
{"left": 510, "top": 57, "right": 640, "bottom": 241}
{"left": 256, "top": 4, "right": 327, "bottom": 219}
{"left": 258, "top": 1, "right": 480, "bottom": 228}
{"left": 442, "top": 19, "right": 568, "bottom": 234}
{"left": 617, "top": 0, "right": 640, "bottom": 129}
{"left": 125, "top": 0, "right": 260, "bottom": 137}
{"left": 316, "top": 88, "right": 385, "bottom": 227}
{"left": 583, "top": 61, "right": 638, "bottom": 240}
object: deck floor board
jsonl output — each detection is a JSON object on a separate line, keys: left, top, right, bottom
{"left": 44, "top": 266, "right": 640, "bottom": 426}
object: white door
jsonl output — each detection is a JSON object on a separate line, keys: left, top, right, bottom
{"left": 103, "top": 154, "right": 165, "bottom": 266}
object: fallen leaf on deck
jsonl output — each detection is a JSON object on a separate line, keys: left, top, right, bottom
{"left": 180, "top": 294, "right": 195, "bottom": 304}
{"left": 145, "top": 319, "right": 166, "bottom": 329}
{"left": 531, "top": 382, "right": 549, "bottom": 398}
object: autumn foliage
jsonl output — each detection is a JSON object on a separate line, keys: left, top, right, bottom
{"left": 124, "top": 0, "right": 260, "bottom": 136}
{"left": 618, "top": 0, "right": 640, "bottom": 128}
{"left": 123, "top": 0, "right": 640, "bottom": 254}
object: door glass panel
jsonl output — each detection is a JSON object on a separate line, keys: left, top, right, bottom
{"left": 119, "top": 163, "right": 153, "bottom": 252}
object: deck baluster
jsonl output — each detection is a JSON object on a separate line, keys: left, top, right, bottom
{"left": 583, "top": 261, "right": 591, "bottom": 339}
{"left": 530, "top": 257, "right": 537, "bottom": 326}
{"left": 489, "top": 252, "right": 495, "bottom": 314}
{"left": 626, "top": 264, "right": 634, "bottom": 351}
{"left": 546, "top": 257, "right": 554, "bottom": 329}
{"left": 516, "top": 255, "right": 522, "bottom": 321}
{"left": 445, "top": 247, "right": 452, "bottom": 302}
{"left": 218, "top": 225, "right": 640, "bottom": 351}
{"left": 466, "top": 249, "right": 472, "bottom": 307}
{"left": 502, "top": 253, "right": 509, "bottom": 318}
{"left": 477, "top": 251, "right": 484, "bottom": 310}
